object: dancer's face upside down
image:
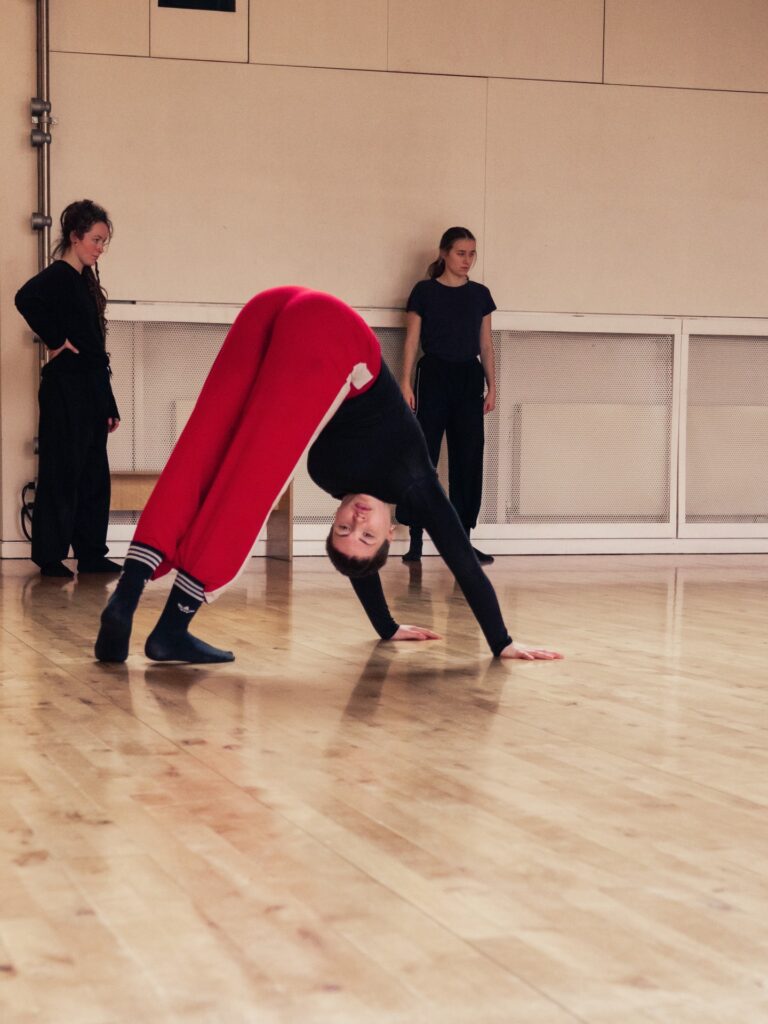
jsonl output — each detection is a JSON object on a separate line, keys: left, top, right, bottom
{"left": 330, "top": 494, "right": 395, "bottom": 560}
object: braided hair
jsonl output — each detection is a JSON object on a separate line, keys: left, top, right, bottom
{"left": 52, "top": 199, "right": 113, "bottom": 337}
{"left": 426, "top": 226, "right": 476, "bottom": 280}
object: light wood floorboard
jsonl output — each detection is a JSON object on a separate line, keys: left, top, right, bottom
{"left": 1, "top": 554, "right": 767, "bottom": 1023}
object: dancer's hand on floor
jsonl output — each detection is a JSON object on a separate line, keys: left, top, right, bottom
{"left": 500, "top": 641, "right": 563, "bottom": 660}
{"left": 391, "top": 624, "right": 442, "bottom": 642}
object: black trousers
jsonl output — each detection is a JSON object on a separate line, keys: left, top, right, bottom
{"left": 413, "top": 353, "right": 485, "bottom": 533}
{"left": 32, "top": 369, "right": 111, "bottom": 566}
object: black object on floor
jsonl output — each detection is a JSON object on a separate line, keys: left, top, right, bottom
{"left": 78, "top": 557, "right": 123, "bottom": 574}
{"left": 40, "top": 561, "right": 74, "bottom": 579}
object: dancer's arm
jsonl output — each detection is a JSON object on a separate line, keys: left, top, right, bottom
{"left": 15, "top": 274, "right": 66, "bottom": 349}
{"left": 409, "top": 478, "right": 512, "bottom": 655}
{"left": 400, "top": 312, "right": 421, "bottom": 410}
{"left": 412, "top": 479, "right": 562, "bottom": 659}
{"left": 349, "top": 574, "right": 398, "bottom": 638}
{"left": 349, "top": 574, "right": 439, "bottom": 642}
{"left": 479, "top": 314, "right": 496, "bottom": 414}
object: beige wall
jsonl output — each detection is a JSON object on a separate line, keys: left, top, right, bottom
{"left": 0, "top": 1, "right": 40, "bottom": 551}
{"left": 250, "top": 0, "right": 387, "bottom": 70}
{"left": 605, "top": 0, "right": 768, "bottom": 92}
{"left": 388, "top": 0, "right": 604, "bottom": 81}
{"left": 42, "top": 0, "right": 768, "bottom": 316}
{"left": 151, "top": 2, "right": 248, "bottom": 61}
{"left": 50, "top": 0, "right": 149, "bottom": 57}
{"left": 3, "top": 0, "right": 768, "bottom": 549}
{"left": 51, "top": 53, "right": 487, "bottom": 307}
{"left": 486, "top": 79, "right": 768, "bottom": 315}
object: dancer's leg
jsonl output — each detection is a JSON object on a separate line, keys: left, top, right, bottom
{"left": 95, "top": 287, "right": 304, "bottom": 663}
{"left": 97, "top": 288, "right": 380, "bottom": 663}
{"left": 94, "top": 542, "right": 162, "bottom": 662}
{"left": 172, "top": 288, "right": 380, "bottom": 597}
{"left": 447, "top": 359, "right": 484, "bottom": 531}
{"left": 143, "top": 289, "right": 379, "bottom": 662}
{"left": 134, "top": 286, "right": 305, "bottom": 574}
{"left": 33, "top": 375, "right": 88, "bottom": 572}
{"left": 144, "top": 570, "right": 234, "bottom": 663}
{"left": 405, "top": 356, "right": 449, "bottom": 561}
{"left": 447, "top": 359, "right": 487, "bottom": 562}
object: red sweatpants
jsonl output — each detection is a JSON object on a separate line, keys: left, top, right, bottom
{"left": 133, "top": 287, "right": 381, "bottom": 598}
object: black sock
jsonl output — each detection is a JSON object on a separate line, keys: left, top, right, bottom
{"left": 144, "top": 573, "right": 234, "bottom": 664}
{"left": 94, "top": 544, "right": 163, "bottom": 663}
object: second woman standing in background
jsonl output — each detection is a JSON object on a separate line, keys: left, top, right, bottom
{"left": 400, "top": 226, "right": 496, "bottom": 565}
{"left": 15, "top": 199, "right": 122, "bottom": 579}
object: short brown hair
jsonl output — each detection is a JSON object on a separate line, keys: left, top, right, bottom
{"left": 325, "top": 529, "right": 390, "bottom": 578}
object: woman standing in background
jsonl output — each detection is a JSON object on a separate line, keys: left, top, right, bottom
{"left": 15, "top": 199, "right": 122, "bottom": 578}
{"left": 400, "top": 226, "right": 496, "bottom": 565}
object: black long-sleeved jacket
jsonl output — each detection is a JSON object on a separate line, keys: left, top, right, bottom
{"left": 15, "top": 260, "right": 119, "bottom": 420}
{"left": 308, "top": 363, "right": 512, "bottom": 656}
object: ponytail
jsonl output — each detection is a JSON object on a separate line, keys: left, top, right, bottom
{"left": 427, "top": 255, "right": 446, "bottom": 280}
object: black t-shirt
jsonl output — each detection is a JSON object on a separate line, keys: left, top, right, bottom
{"left": 308, "top": 363, "right": 512, "bottom": 656}
{"left": 406, "top": 278, "right": 496, "bottom": 362}
{"left": 15, "top": 260, "right": 119, "bottom": 418}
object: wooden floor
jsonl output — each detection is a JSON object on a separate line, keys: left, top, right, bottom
{"left": 1, "top": 554, "right": 768, "bottom": 1024}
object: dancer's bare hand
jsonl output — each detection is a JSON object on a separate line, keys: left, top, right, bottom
{"left": 401, "top": 383, "right": 416, "bottom": 410}
{"left": 107, "top": 417, "right": 120, "bottom": 433}
{"left": 49, "top": 339, "right": 79, "bottom": 359}
{"left": 500, "top": 641, "right": 563, "bottom": 660}
{"left": 391, "top": 624, "right": 441, "bottom": 641}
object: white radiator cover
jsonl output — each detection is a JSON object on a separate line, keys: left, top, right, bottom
{"left": 516, "top": 403, "right": 669, "bottom": 517}
{"left": 93, "top": 305, "right": 768, "bottom": 552}
{"left": 686, "top": 405, "right": 768, "bottom": 516}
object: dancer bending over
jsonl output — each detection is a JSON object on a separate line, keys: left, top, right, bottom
{"left": 95, "top": 287, "right": 561, "bottom": 664}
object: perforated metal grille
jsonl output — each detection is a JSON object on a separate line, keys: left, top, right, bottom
{"left": 485, "top": 331, "right": 674, "bottom": 524}
{"left": 686, "top": 335, "right": 768, "bottom": 523}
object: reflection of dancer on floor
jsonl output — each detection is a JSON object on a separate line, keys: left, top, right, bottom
{"left": 95, "top": 287, "right": 562, "bottom": 664}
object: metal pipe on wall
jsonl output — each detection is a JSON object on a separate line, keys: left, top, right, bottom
{"left": 31, "top": 0, "right": 52, "bottom": 370}
{"left": 21, "top": 0, "right": 53, "bottom": 542}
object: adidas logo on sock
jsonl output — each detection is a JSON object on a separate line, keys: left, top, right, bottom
{"left": 177, "top": 603, "right": 195, "bottom": 614}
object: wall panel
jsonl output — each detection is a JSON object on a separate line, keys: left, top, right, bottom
{"left": 485, "top": 79, "right": 768, "bottom": 316}
{"left": 389, "top": 0, "right": 603, "bottom": 82}
{"left": 250, "top": 0, "right": 386, "bottom": 71}
{"left": 50, "top": 0, "right": 150, "bottom": 57}
{"left": 51, "top": 53, "right": 487, "bottom": 307}
{"left": 151, "top": 1, "right": 248, "bottom": 62}
{"left": 605, "top": 0, "right": 768, "bottom": 93}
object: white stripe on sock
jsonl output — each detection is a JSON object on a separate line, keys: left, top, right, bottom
{"left": 175, "top": 572, "right": 205, "bottom": 603}
{"left": 127, "top": 543, "right": 163, "bottom": 571}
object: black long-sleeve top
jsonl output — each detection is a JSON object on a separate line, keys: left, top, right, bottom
{"left": 15, "top": 260, "right": 119, "bottom": 419}
{"left": 308, "top": 363, "right": 513, "bottom": 656}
